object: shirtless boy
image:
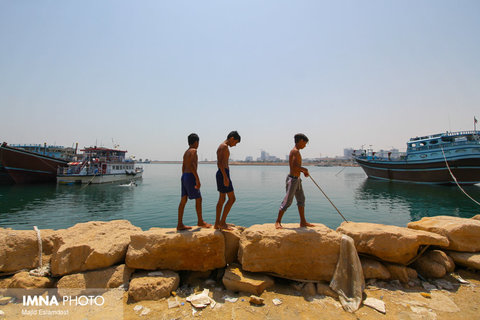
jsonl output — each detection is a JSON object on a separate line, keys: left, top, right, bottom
{"left": 214, "top": 131, "right": 241, "bottom": 230}
{"left": 275, "top": 133, "right": 315, "bottom": 229}
{"left": 177, "top": 133, "right": 212, "bottom": 231}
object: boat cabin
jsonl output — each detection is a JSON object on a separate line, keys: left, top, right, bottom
{"left": 407, "top": 131, "right": 480, "bottom": 153}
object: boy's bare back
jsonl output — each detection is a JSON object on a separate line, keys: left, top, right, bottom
{"left": 183, "top": 148, "right": 198, "bottom": 173}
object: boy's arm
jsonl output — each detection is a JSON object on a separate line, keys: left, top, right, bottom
{"left": 181, "top": 155, "right": 186, "bottom": 174}
{"left": 217, "top": 144, "right": 230, "bottom": 186}
{"left": 192, "top": 149, "right": 201, "bottom": 189}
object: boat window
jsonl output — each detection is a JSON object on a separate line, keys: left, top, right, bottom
{"left": 429, "top": 140, "right": 438, "bottom": 145}
{"left": 419, "top": 142, "right": 426, "bottom": 147}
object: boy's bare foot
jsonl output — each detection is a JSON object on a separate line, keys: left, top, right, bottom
{"left": 213, "top": 223, "right": 221, "bottom": 230}
{"left": 220, "top": 223, "right": 233, "bottom": 230}
{"left": 300, "top": 222, "right": 315, "bottom": 228}
{"left": 198, "top": 221, "right": 212, "bottom": 228}
{"left": 177, "top": 224, "right": 193, "bottom": 231}
{"left": 275, "top": 222, "right": 283, "bottom": 229}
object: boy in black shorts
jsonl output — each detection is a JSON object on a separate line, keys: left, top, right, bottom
{"left": 214, "top": 131, "right": 241, "bottom": 230}
{"left": 177, "top": 133, "right": 212, "bottom": 230}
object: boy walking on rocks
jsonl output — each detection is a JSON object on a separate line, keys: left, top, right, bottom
{"left": 275, "top": 133, "right": 315, "bottom": 229}
{"left": 177, "top": 133, "right": 212, "bottom": 230}
{"left": 214, "top": 131, "right": 241, "bottom": 230}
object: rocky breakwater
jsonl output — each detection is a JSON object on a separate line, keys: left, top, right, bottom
{"left": 2, "top": 215, "right": 480, "bottom": 313}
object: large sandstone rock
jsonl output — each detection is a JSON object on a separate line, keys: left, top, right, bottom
{"left": 384, "top": 263, "right": 417, "bottom": 284}
{"left": 222, "top": 226, "right": 245, "bottom": 264}
{"left": 413, "top": 250, "right": 455, "bottom": 278}
{"left": 126, "top": 227, "right": 225, "bottom": 271}
{"left": 56, "top": 264, "right": 134, "bottom": 296}
{"left": 336, "top": 222, "right": 449, "bottom": 265}
{"left": 8, "top": 272, "right": 55, "bottom": 289}
{"left": 360, "top": 257, "right": 390, "bottom": 280}
{"left": 0, "top": 228, "right": 58, "bottom": 273}
{"left": 238, "top": 224, "right": 341, "bottom": 281}
{"left": 222, "top": 264, "right": 274, "bottom": 295}
{"left": 51, "top": 220, "right": 140, "bottom": 276}
{"left": 446, "top": 251, "right": 480, "bottom": 270}
{"left": 128, "top": 270, "right": 179, "bottom": 301}
{"left": 408, "top": 216, "right": 480, "bottom": 252}
{"left": 6, "top": 271, "right": 55, "bottom": 298}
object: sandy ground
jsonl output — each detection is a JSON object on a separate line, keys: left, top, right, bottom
{"left": 1, "top": 269, "right": 480, "bottom": 319}
{"left": 121, "top": 269, "right": 480, "bottom": 320}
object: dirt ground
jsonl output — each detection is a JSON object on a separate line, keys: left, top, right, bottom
{"left": 1, "top": 269, "right": 480, "bottom": 319}
{"left": 123, "top": 269, "right": 480, "bottom": 320}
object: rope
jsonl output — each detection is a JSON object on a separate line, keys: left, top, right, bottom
{"left": 29, "top": 226, "right": 50, "bottom": 277}
{"left": 80, "top": 170, "right": 98, "bottom": 189}
{"left": 309, "top": 175, "right": 349, "bottom": 222}
{"left": 34, "top": 226, "right": 42, "bottom": 268}
{"left": 441, "top": 147, "right": 480, "bottom": 206}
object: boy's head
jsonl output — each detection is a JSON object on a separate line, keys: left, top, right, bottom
{"left": 294, "top": 133, "right": 309, "bottom": 148}
{"left": 227, "top": 131, "right": 241, "bottom": 146}
{"left": 188, "top": 133, "right": 199, "bottom": 147}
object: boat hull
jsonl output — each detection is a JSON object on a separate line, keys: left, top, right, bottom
{"left": 0, "top": 164, "right": 14, "bottom": 185}
{"left": 355, "top": 156, "right": 480, "bottom": 185}
{"left": 57, "top": 171, "right": 143, "bottom": 184}
{"left": 0, "top": 144, "right": 69, "bottom": 184}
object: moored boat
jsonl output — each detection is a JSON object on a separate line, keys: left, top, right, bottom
{"left": 57, "top": 147, "right": 143, "bottom": 184}
{"left": 0, "top": 142, "right": 71, "bottom": 184}
{"left": 355, "top": 130, "right": 480, "bottom": 185}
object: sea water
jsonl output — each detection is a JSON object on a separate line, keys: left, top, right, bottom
{"left": 1, "top": 164, "right": 479, "bottom": 230}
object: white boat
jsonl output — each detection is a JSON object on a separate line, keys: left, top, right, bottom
{"left": 57, "top": 147, "right": 143, "bottom": 184}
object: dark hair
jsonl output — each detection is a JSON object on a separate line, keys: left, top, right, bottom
{"left": 294, "top": 133, "right": 309, "bottom": 143}
{"left": 227, "top": 131, "right": 241, "bottom": 142}
{"left": 188, "top": 133, "right": 199, "bottom": 145}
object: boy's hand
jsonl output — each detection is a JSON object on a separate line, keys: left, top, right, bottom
{"left": 223, "top": 176, "right": 230, "bottom": 187}
{"left": 303, "top": 168, "right": 309, "bottom": 177}
{"left": 195, "top": 182, "right": 201, "bottom": 189}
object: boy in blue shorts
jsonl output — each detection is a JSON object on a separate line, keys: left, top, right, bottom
{"left": 177, "top": 133, "right": 212, "bottom": 230}
{"left": 214, "top": 131, "right": 241, "bottom": 230}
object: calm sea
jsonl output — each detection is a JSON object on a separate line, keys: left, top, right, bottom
{"left": 1, "top": 164, "right": 479, "bottom": 231}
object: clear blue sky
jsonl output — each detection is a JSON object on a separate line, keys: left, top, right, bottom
{"left": 1, "top": 1, "right": 479, "bottom": 161}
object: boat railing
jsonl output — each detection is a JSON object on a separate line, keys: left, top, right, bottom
{"left": 408, "top": 139, "right": 480, "bottom": 152}
{"left": 444, "top": 130, "right": 480, "bottom": 137}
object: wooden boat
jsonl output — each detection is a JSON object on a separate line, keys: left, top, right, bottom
{"left": 0, "top": 142, "right": 70, "bottom": 184}
{"left": 57, "top": 147, "right": 143, "bottom": 184}
{"left": 355, "top": 130, "right": 480, "bottom": 185}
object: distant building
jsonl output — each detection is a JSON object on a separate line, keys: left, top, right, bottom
{"left": 245, "top": 156, "right": 253, "bottom": 162}
{"left": 343, "top": 148, "right": 355, "bottom": 159}
{"left": 376, "top": 148, "right": 401, "bottom": 159}
{"left": 257, "top": 150, "right": 281, "bottom": 162}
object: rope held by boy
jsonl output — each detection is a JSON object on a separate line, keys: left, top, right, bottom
{"left": 309, "top": 175, "right": 349, "bottom": 223}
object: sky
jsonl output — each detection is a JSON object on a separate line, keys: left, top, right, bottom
{"left": 1, "top": 0, "right": 479, "bottom": 161}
